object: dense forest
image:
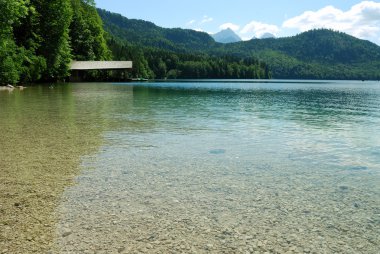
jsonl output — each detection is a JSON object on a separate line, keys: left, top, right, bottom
{"left": 99, "top": 8, "right": 380, "bottom": 80}
{"left": 0, "top": 0, "right": 111, "bottom": 84}
{"left": 107, "top": 39, "right": 270, "bottom": 79}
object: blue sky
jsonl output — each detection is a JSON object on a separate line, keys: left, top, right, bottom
{"left": 95, "top": 0, "right": 380, "bottom": 44}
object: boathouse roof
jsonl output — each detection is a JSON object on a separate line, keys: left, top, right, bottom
{"left": 70, "top": 61, "right": 133, "bottom": 70}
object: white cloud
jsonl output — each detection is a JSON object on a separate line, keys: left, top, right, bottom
{"left": 240, "top": 21, "right": 280, "bottom": 39}
{"left": 283, "top": 1, "right": 380, "bottom": 41}
{"left": 193, "top": 28, "right": 205, "bottom": 32}
{"left": 219, "top": 23, "right": 240, "bottom": 31}
{"left": 201, "top": 15, "right": 213, "bottom": 24}
{"left": 186, "top": 20, "right": 196, "bottom": 26}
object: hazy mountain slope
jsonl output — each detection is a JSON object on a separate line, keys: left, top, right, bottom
{"left": 212, "top": 28, "right": 242, "bottom": 43}
{"left": 260, "top": 33, "right": 275, "bottom": 39}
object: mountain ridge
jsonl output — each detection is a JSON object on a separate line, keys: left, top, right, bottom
{"left": 98, "top": 8, "right": 380, "bottom": 80}
{"left": 98, "top": 9, "right": 216, "bottom": 52}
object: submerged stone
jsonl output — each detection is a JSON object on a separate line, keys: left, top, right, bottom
{"left": 209, "top": 149, "right": 226, "bottom": 155}
{"left": 348, "top": 166, "right": 368, "bottom": 171}
{"left": 339, "top": 186, "right": 349, "bottom": 192}
{"left": 62, "top": 228, "right": 72, "bottom": 237}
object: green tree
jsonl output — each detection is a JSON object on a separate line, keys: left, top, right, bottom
{"left": 32, "top": 0, "right": 73, "bottom": 81}
{"left": 0, "top": 0, "right": 30, "bottom": 84}
{"left": 70, "top": 0, "right": 110, "bottom": 61}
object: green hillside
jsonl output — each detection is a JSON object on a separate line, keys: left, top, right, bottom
{"left": 99, "top": 9, "right": 271, "bottom": 79}
{"left": 98, "top": 8, "right": 380, "bottom": 80}
{"left": 219, "top": 29, "right": 380, "bottom": 79}
{"left": 98, "top": 9, "right": 216, "bottom": 52}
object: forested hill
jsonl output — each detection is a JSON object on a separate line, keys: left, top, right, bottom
{"left": 97, "top": 9, "right": 216, "bottom": 52}
{"left": 223, "top": 30, "right": 380, "bottom": 63}
{"left": 98, "top": 9, "right": 271, "bottom": 80}
{"left": 98, "top": 8, "right": 380, "bottom": 80}
{"left": 219, "top": 29, "right": 380, "bottom": 79}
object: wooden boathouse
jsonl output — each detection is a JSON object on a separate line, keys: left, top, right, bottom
{"left": 70, "top": 61, "right": 133, "bottom": 81}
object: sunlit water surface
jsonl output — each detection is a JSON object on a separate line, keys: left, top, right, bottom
{"left": 4, "top": 81, "right": 379, "bottom": 253}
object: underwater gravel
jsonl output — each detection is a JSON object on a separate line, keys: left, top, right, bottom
{"left": 53, "top": 134, "right": 380, "bottom": 254}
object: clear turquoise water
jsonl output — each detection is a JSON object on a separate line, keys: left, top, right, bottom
{"left": 3, "top": 81, "right": 380, "bottom": 253}
{"left": 54, "top": 81, "right": 380, "bottom": 253}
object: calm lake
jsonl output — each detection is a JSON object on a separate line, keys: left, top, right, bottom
{"left": 1, "top": 80, "right": 379, "bottom": 253}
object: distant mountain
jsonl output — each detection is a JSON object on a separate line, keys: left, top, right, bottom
{"left": 260, "top": 33, "right": 275, "bottom": 39}
{"left": 212, "top": 28, "right": 242, "bottom": 43}
{"left": 98, "top": 8, "right": 380, "bottom": 80}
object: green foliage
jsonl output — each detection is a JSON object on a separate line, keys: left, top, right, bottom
{"left": 30, "top": 0, "right": 73, "bottom": 80}
{"left": 107, "top": 39, "right": 154, "bottom": 79}
{"left": 0, "top": 38, "right": 23, "bottom": 84}
{"left": 0, "top": 0, "right": 111, "bottom": 84}
{"left": 0, "top": 0, "right": 30, "bottom": 84}
{"left": 70, "top": 0, "right": 110, "bottom": 61}
{"left": 0, "top": 0, "right": 30, "bottom": 31}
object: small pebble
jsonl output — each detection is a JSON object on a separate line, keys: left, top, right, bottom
{"left": 206, "top": 243, "right": 214, "bottom": 249}
{"left": 62, "top": 228, "right": 72, "bottom": 237}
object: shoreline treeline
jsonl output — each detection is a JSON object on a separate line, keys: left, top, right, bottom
{"left": 0, "top": 1, "right": 271, "bottom": 85}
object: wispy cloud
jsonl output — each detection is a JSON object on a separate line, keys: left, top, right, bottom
{"left": 201, "top": 15, "right": 213, "bottom": 24}
{"left": 219, "top": 23, "right": 240, "bottom": 31}
{"left": 186, "top": 19, "right": 196, "bottom": 26}
{"left": 240, "top": 21, "right": 280, "bottom": 39}
{"left": 283, "top": 1, "right": 380, "bottom": 42}
{"left": 193, "top": 28, "right": 205, "bottom": 32}
{"left": 186, "top": 15, "right": 214, "bottom": 28}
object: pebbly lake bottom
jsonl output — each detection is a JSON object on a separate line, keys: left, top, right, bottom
{"left": 54, "top": 133, "right": 379, "bottom": 254}
{"left": 1, "top": 81, "right": 379, "bottom": 253}
{"left": 52, "top": 81, "right": 379, "bottom": 253}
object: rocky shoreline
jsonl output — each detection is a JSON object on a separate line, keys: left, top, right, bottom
{"left": 0, "top": 85, "right": 27, "bottom": 92}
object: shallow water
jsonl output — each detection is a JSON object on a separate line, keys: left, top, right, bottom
{"left": 52, "top": 81, "right": 380, "bottom": 253}
{"left": 2, "top": 81, "right": 379, "bottom": 253}
{"left": 0, "top": 85, "right": 108, "bottom": 253}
